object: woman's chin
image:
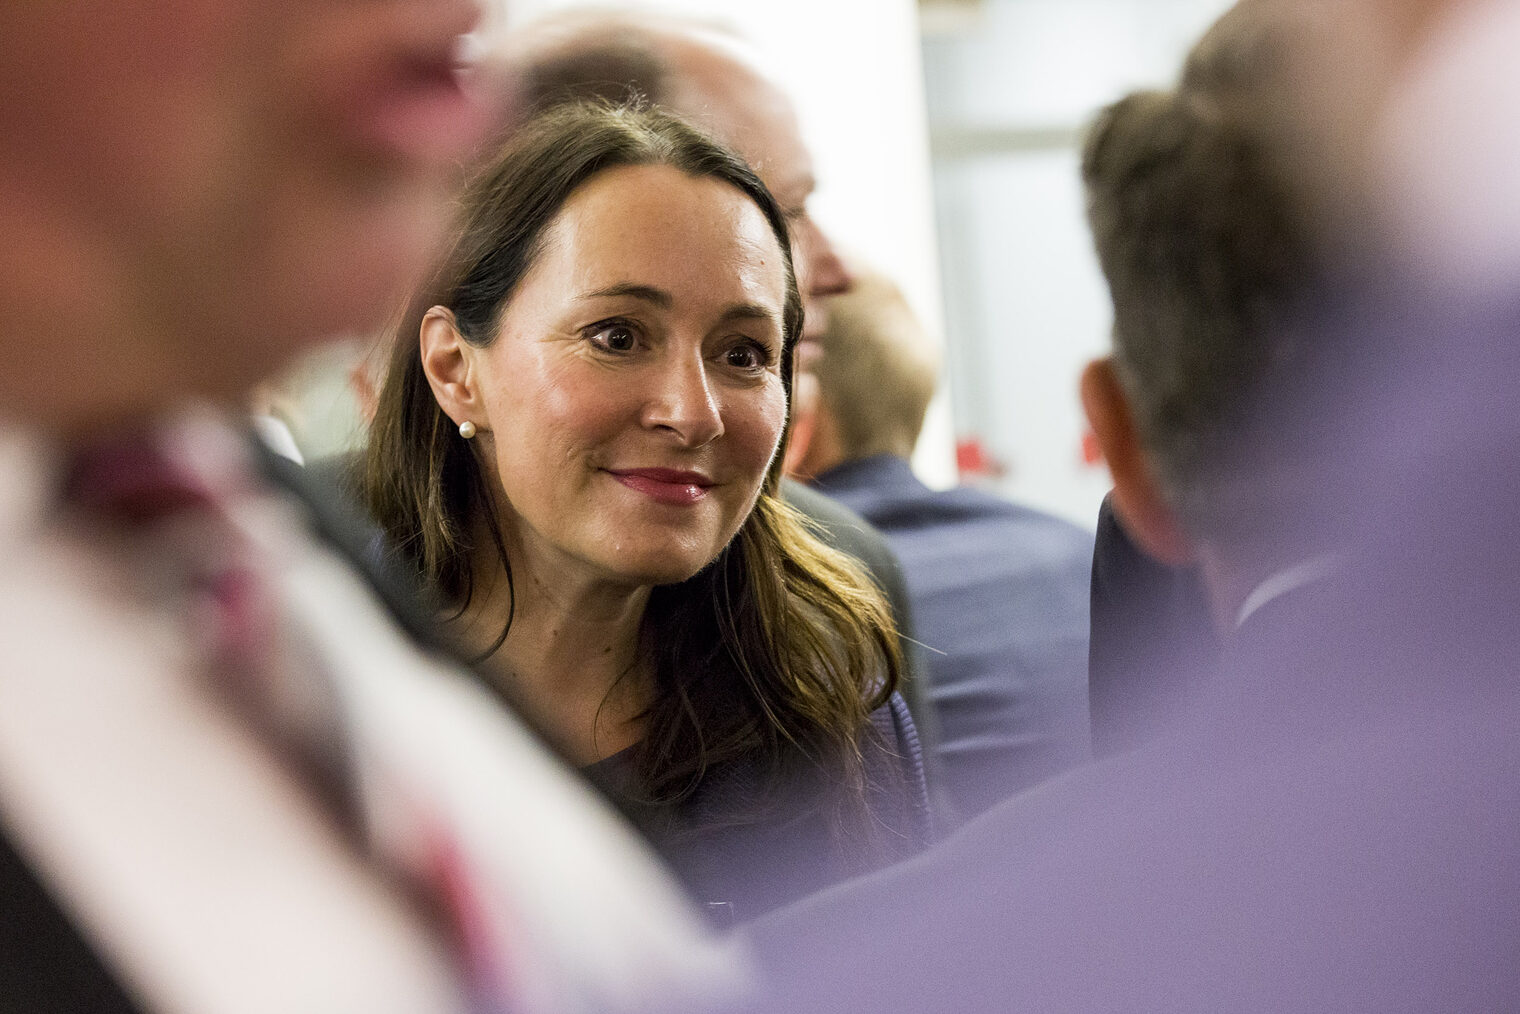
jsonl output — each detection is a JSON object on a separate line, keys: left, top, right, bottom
{"left": 578, "top": 525, "right": 737, "bottom": 588}
{"left": 601, "top": 551, "right": 713, "bottom": 589}
{"left": 633, "top": 564, "right": 709, "bottom": 588}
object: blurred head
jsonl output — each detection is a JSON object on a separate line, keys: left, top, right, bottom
{"left": 367, "top": 103, "right": 801, "bottom": 603}
{"left": 792, "top": 268, "right": 940, "bottom": 479}
{"left": 1357, "top": 0, "right": 1520, "bottom": 296}
{"left": 0, "top": 0, "right": 493, "bottom": 433}
{"left": 1078, "top": 2, "right": 1322, "bottom": 577}
{"left": 1175, "top": 0, "right": 1472, "bottom": 275}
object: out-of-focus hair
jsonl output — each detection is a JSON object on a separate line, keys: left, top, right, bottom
{"left": 509, "top": 10, "right": 738, "bottom": 118}
{"left": 365, "top": 102, "right": 901, "bottom": 825}
{"left": 1081, "top": 10, "right": 1319, "bottom": 544}
{"left": 518, "top": 29, "right": 670, "bottom": 115}
{"left": 812, "top": 269, "right": 939, "bottom": 462}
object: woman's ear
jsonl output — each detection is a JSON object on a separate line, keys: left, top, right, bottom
{"left": 1080, "top": 357, "right": 1195, "bottom": 566}
{"left": 419, "top": 306, "right": 482, "bottom": 430}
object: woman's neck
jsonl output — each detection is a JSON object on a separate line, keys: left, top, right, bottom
{"left": 454, "top": 545, "right": 654, "bottom": 767}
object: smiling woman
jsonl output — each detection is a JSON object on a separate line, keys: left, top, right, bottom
{"left": 434, "top": 162, "right": 791, "bottom": 592}
{"left": 365, "top": 103, "right": 933, "bottom": 922}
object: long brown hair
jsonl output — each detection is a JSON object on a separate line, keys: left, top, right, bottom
{"left": 365, "top": 103, "right": 901, "bottom": 822}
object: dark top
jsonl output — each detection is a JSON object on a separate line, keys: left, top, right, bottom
{"left": 586, "top": 692, "right": 934, "bottom": 926}
{"left": 811, "top": 454, "right": 1092, "bottom": 822}
{"left": 1087, "top": 492, "right": 1219, "bottom": 756}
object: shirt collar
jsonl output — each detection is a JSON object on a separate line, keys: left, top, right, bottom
{"left": 1235, "top": 551, "right": 1344, "bottom": 629}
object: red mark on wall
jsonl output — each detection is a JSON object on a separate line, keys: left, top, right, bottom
{"left": 955, "top": 437, "right": 1005, "bottom": 480}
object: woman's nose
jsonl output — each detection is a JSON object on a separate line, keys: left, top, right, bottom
{"left": 642, "top": 355, "right": 724, "bottom": 447}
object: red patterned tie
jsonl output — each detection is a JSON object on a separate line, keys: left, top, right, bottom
{"left": 61, "top": 433, "right": 347, "bottom": 802}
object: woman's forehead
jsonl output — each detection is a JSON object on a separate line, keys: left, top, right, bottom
{"left": 529, "top": 165, "right": 790, "bottom": 311}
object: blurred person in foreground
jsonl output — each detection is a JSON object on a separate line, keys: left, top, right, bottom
{"left": 795, "top": 267, "right": 1091, "bottom": 824}
{"left": 0, "top": 2, "right": 737, "bottom": 1012}
{"left": 497, "top": 11, "right": 938, "bottom": 741}
{"left": 741, "top": 1, "right": 1520, "bottom": 1010}
{"left": 1086, "top": 0, "right": 1488, "bottom": 759}
{"left": 364, "top": 102, "right": 932, "bottom": 926}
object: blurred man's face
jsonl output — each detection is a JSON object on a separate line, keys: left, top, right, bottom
{"left": 0, "top": 0, "right": 491, "bottom": 423}
{"left": 690, "top": 57, "right": 852, "bottom": 346}
{"left": 681, "top": 49, "right": 851, "bottom": 471}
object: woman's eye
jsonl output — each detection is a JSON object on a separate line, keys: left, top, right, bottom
{"left": 588, "top": 322, "right": 638, "bottom": 353}
{"left": 725, "top": 342, "right": 769, "bottom": 371}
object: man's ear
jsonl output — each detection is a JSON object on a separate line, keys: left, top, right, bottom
{"left": 1080, "top": 357, "right": 1195, "bottom": 565}
{"left": 419, "top": 306, "right": 484, "bottom": 432}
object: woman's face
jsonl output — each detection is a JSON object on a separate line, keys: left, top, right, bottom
{"left": 467, "top": 164, "right": 791, "bottom": 587}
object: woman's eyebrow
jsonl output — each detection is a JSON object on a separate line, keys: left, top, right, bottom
{"left": 578, "top": 285, "right": 781, "bottom": 329}
{"left": 717, "top": 303, "right": 782, "bottom": 328}
{"left": 578, "top": 283, "right": 673, "bottom": 308}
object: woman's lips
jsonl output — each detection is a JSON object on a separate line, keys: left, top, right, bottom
{"left": 607, "top": 468, "right": 714, "bottom": 506}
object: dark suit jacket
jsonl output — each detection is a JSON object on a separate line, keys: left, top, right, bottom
{"left": 810, "top": 454, "right": 1092, "bottom": 822}
{"left": 1087, "top": 492, "right": 1219, "bottom": 756}
{"left": 0, "top": 824, "right": 141, "bottom": 1014}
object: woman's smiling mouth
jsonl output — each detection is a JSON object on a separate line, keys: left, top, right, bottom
{"left": 605, "top": 468, "right": 715, "bottom": 505}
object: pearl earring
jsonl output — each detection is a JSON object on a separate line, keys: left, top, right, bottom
{"left": 458, "top": 420, "right": 477, "bottom": 440}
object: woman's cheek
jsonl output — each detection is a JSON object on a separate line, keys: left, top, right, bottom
{"left": 756, "top": 382, "right": 790, "bottom": 469}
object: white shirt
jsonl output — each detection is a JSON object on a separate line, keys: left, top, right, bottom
{"left": 1234, "top": 552, "right": 1344, "bottom": 630}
